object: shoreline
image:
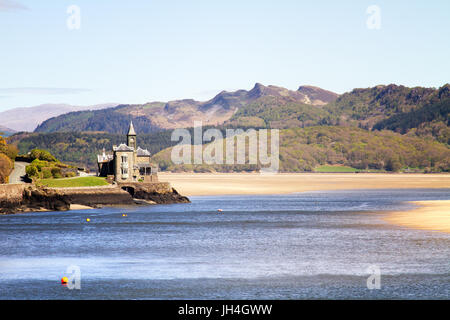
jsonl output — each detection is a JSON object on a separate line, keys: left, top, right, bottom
{"left": 384, "top": 200, "right": 450, "bottom": 233}
{"left": 158, "top": 173, "right": 450, "bottom": 234}
{"left": 158, "top": 173, "right": 450, "bottom": 196}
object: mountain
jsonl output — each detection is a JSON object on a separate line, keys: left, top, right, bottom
{"left": 33, "top": 83, "right": 449, "bottom": 141}
{"left": 321, "top": 83, "right": 450, "bottom": 142}
{"left": 0, "top": 103, "right": 118, "bottom": 132}
{"left": 297, "top": 85, "right": 340, "bottom": 105}
{"left": 324, "top": 84, "right": 448, "bottom": 127}
{"left": 0, "top": 125, "right": 16, "bottom": 137}
{"left": 34, "top": 84, "right": 339, "bottom": 134}
{"left": 372, "top": 85, "right": 450, "bottom": 144}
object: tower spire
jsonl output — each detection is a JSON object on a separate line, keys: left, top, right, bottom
{"left": 127, "top": 121, "right": 137, "bottom": 149}
{"left": 128, "top": 121, "right": 136, "bottom": 136}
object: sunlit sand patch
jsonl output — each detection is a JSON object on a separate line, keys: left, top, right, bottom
{"left": 385, "top": 200, "right": 450, "bottom": 233}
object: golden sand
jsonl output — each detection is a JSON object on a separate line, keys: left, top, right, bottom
{"left": 159, "top": 173, "right": 450, "bottom": 196}
{"left": 384, "top": 200, "right": 450, "bottom": 233}
{"left": 159, "top": 173, "right": 449, "bottom": 233}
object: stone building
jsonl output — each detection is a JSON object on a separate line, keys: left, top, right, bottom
{"left": 97, "top": 122, "right": 158, "bottom": 183}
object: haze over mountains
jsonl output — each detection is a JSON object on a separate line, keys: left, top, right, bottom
{"left": 0, "top": 103, "right": 118, "bottom": 132}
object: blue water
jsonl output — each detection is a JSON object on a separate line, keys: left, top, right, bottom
{"left": 0, "top": 189, "right": 449, "bottom": 299}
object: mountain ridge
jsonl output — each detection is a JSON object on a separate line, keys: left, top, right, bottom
{"left": 34, "top": 83, "right": 339, "bottom": 134}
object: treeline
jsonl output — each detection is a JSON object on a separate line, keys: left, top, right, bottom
{"left": 13, "top": 131, "right": 174, "bottom": 169}
{"left": 149, "top": 126, "right": 450, "bottom": 173}
{"left": 278, "top": 126, "right": 449, "bottom": 172}
{"left": 11, "top": 124, "right": 450, "bottom": 173}
{"left": 13, "top": 128, "right": 221, "bottom": 170}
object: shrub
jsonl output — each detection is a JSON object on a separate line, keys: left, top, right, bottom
{"left": 42, "top": 168, "right": 52, "bottom": 179}
{"left": 0, "top": 153, "right": 13, "bottom": 183}
{"left": 51, "top": 167, "right": 62, "bottom": 178}
{"left": 30, "top": 149, "right": 57, "bottom": 162}
{"left": 31, "top": 159, "right": 48, "bottom": 171}
{"left": 25, "top": 165, "right": 39, "bottom": 178}
{"left": 64, "top": 172, "right": 77, "bottom": 178}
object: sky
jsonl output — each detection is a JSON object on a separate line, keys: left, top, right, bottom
{"left": 0, "top": 0, "right": 449, "bottom": 112}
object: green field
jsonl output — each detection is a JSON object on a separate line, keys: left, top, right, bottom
{"left": 39, "top": 176, "right": 109, "bottom": 188}
{"left": 314, "top": 165, "right": 359, "bottom": 173}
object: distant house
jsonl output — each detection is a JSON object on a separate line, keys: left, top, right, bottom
{"left": 97, "top": 122, "right": 158, "bottom": 183}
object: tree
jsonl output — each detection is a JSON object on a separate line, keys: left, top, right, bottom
{"left": 385, "top": 157, "right": 402, "bottom": 172}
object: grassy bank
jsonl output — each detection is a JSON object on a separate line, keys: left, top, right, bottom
{"left": 39, "top": 176, "right": 109, "bottom": 188}
{"left": 314, "top": 165, "right": 359, "bottom": 173}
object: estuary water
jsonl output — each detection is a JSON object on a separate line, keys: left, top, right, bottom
{"left": 0, "top": 189, "right": 449, "bottom": 299}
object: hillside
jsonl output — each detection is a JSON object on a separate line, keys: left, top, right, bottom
{"left": 12, "top": 124, "right": 450, "bottom": 173}
{"left": 34, "top": 83, "right": 338, "bottom": 134}
{"left": 324, "top": 84, "right": 449, "bottom": 131}
{"left": 150, "top": 126, "right": 450, "bottom": 173}
{"left": 373, "top": 85, "right": 450, "bottom": 144}
{"left": 0, "top": 103, "right": 117, "bottom": 132}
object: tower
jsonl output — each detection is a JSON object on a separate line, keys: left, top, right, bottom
{"left": 127, "top": 121, "right": 136, "bottom": 150}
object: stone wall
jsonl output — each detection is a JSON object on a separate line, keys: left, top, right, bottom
{"left": 0, "top": 184, "right": 27, "bottom": 208}
{"left": 47, "top": 185, "right": 134, "bottom": 208}
{"left": 0, "top": 182, "right": 190, "bottom": 214}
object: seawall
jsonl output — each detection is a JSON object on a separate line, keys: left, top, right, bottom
{"left": 0, "top": 182, "right": 190, "bottom": 214}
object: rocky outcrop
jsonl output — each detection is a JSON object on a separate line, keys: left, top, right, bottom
{"left": 0, "top": 184, "right": 70, "bottom": 214}
{"left": 0, "top": 182, "right": 190, "bottom": 214}
{"left": 118, "top": 182, "right": 190, "bottom": 204}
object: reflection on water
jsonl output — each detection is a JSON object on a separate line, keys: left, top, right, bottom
{"left": 0, "top": 189, "right": 449, "bottom": 299}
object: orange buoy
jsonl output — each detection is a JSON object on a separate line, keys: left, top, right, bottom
{"left": 86, "top": 218, "right": 90, "bottom": 222}
{"left": 122, "top": 214, "right": 127, "bottom": 217}
{"left": 61, "top": 277, "right": 68, "bottom": 284}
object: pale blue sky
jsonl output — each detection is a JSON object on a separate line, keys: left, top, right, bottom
{"left": 0, "top": 0, "right": 449, "bottom": 112}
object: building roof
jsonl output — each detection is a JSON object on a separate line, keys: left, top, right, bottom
{"left": 113, "top": 143, "right": 134, "bottom": 152}
{"left": 137, "top": 147, "right": 151, "bottom": 156}
{"left": 127, "top": 121, "right": 136, "bottom": 136}
{"left": 97, "top": 154, "right": 113, "bottom": 163}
